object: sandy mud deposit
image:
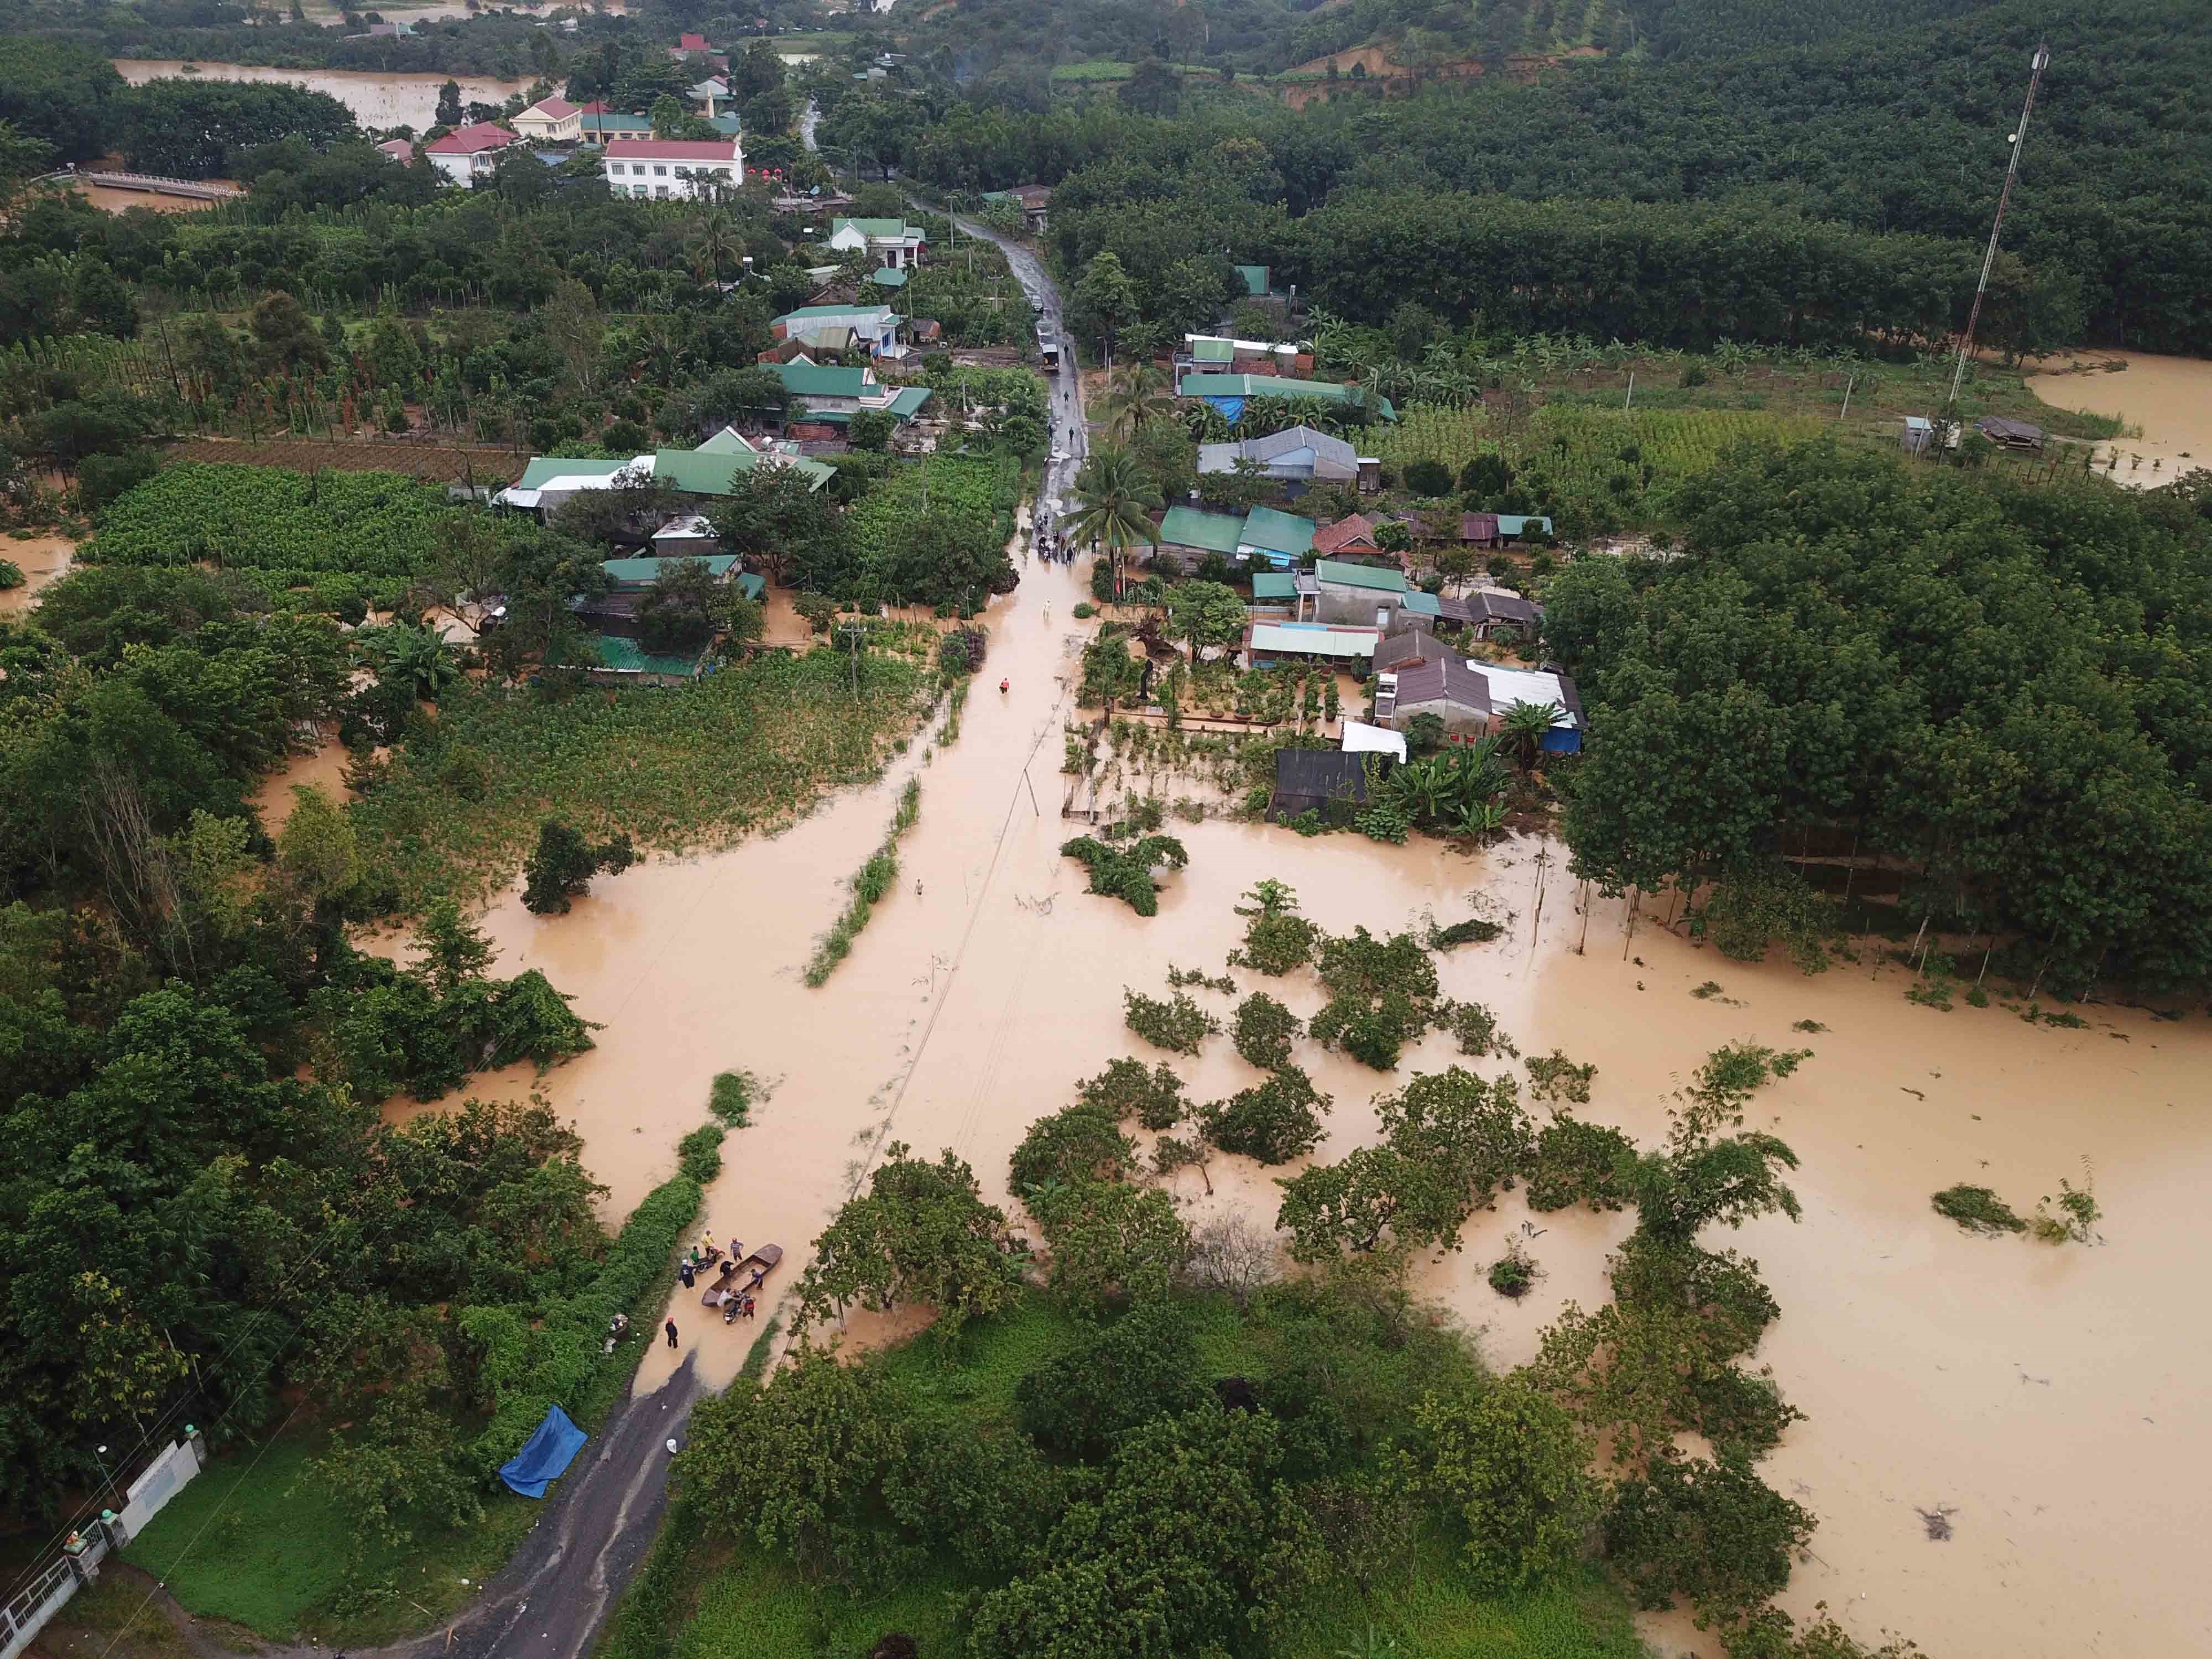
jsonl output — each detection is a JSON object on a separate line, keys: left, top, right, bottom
{"left": 395, "top": 553, "right": 2210, "bottom": 1659}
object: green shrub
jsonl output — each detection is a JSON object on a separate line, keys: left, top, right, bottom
{"left": 1525, "top": 1049, "right": 1597, "bottom": 1104}
{"left": 460, "top": 1172, "right": 700, "bottom": 1474}
{"left": 1524, "top": 1115, "right": 1635, "bottom": 1212}
{"left": 1930, "top": 1183, "right": 2027, "bottom": 1236}
{"left": 1445, "top": 1000, "right": 1517, "bottom": 1057}
{"left": 1199, "top": 1065, "right": 1330, "bottom": 1164}
{"left": 1076, "top": 1057, "right": 1188, "bottom": 1130}
{"left": 1013, "top": 1303, "right": 1206, "bottom": 1463}
{"left": 1230, "top": 993, "right": 1302, "bottom": 1071}
{"left": 678, "top": 1124, "right": 726, "bottom": 1182}
{"left": 707, "top": 1070, "right": 756, "bottom": 1126}
{"left": 1009, "top": 1102, "right": 1137, "bottom": 1195}
{"left": 1428, "top": 917, "right": 1504, "bottom": 948}
{"left": 1123, "top": 988, "right": 1219, "bottom": 1055}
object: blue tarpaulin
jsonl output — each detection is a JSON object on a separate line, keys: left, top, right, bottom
{"left": 498, "top": 1405, "right": 587, "bottom": 1498}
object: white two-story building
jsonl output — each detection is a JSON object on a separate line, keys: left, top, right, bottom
{"left": 598, "top": 137, "right": 743, "bottom": 200}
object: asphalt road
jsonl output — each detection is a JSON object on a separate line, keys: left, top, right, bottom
{"left": 401, "top": 1357, "right": 701, "bottom": 1659}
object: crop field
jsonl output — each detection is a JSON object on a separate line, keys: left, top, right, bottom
{"left": 350, "top": 647, "right": 935, "bottom": 910}
{"left": 1378, "top": 402, "right": 1830, "bottom": 482}
{"left": 87, "top": 462, "right": 457, "bottom": 581}
{"left": 159, "top": 437, "right": 529, "bottom": 484}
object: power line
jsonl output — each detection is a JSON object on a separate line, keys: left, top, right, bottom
{"left": 1945, "top": 42, "right": 2052, "bottom": 411}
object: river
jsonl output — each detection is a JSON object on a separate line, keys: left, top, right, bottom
{"left": 112, "top": 59, "right": 529, "bottom": 130}
{"left": 2028, "top": 350, "right": 2212, "bottom": 487}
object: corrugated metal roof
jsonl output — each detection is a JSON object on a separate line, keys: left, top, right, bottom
{"left": 1193, "top": 338, "right": 1235, "bottom": 362}
{"left": 885, "top": 387, "right": 934, "bottom": 418}
{"left": 1340, "top": 721, "right": 1407, "bottom": 759}
{"left": 868, "top": 265, "right": 909, "bottom": 288}
{"left": 1401, "top": 591, "right": 1442, "bottom": 616}
{"left": 1248, "top": 624, "right": 1378, "bottom": 659}
{"left": 1314, "top": 559, "right": 1410, "bottom": 593}
{"left": 601, "top": 554, "right": 739, "bottom": 584}
{"left": 1159, "top": 507, "right": 1246, "bottom": 555}
{"left": 1250, "top": 572, "right": 1298, "bottom": 601}
{"left": 515, "top": 456, "right": 640, "bottom": 489}
{"left": 651, "top": 445, "right": 832, "bottom": 494}
{"left": 774, "top": 361, "right": 875, "bottom": 397}
{"left": 1240, "top": 506, "right": 1316, "bottom": 556}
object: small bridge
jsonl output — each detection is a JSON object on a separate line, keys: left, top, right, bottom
{"left": 58, "top": 170, "right": 243, "bottom": 202}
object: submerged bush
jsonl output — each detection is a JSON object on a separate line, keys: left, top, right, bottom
{"left": 1931, "top": 1183, "right": 2027, "bottom": 1236}
{"left": 1124, "top": 988, "right": 1219, "bottom": 1055}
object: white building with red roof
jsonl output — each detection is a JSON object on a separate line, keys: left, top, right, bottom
{"left": 375, "top": 138, "right": 416, "bottom": 166}
{"left": 512, "top": 96, "right": 582, "bottom": 144}
{"left": 599, "top": 137, "right": 743, "bottom": 200}
{"left": 423, "top": 121, "right": 525, "bottom": 186}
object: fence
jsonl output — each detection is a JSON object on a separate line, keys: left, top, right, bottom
{"left": 0, "top": 1433, "right": 206, "bottom": 1659}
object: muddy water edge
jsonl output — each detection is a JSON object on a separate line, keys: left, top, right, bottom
{"left": 111, "top": 60, "right": 529, "bottom": 129}
{"left": 392, "top": 551, "right": 2211, "bottom": 1659}
{"left": 2028, "top": 350, "right": 2212, "bottom": 485}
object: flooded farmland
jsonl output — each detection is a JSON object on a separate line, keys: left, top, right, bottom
{"left": 111, "top": 60, "right": 529, "bottom": 130}
{"left": 384, "top": 551, "right": 2212, "bottom": 1659}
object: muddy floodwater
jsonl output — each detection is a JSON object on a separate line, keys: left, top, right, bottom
{"left": 395, "top": 552, "right": 2212, "bottom": 1659}
{"left": 2029, "top": 350, "right": 2212, "bottom": 486}
{"left": 0, "top": 535, "right": 74, "bottom": 614}
{"left": 112, "top": 60, "right": 528, "bottom": 131}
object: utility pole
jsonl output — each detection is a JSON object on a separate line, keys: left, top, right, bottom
{"left": 1945, "top": 43, "right": 2051, "bottom": 411}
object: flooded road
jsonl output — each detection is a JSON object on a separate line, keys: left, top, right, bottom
{"left": 409, "top": 539, "right": 2212, "bottom": 1659}
{"left": 112, "top": 60, "right": 529, "bottom": 130}
{"left": 2028, "top": 350, "right": 2212, "bottom": 486}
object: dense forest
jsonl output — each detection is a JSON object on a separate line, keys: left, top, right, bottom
{"left": 1548, "top": 443, "right": 2212, "bottom": 996}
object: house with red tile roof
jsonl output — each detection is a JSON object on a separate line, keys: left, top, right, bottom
{"left": 512, "top": 96, "right": 582, "bottom": 144}
{"left": 424, "top": 122, "right": 525, "bottom": 186}
{"left": 599, "top": 137, "right": 744, "bottom": 200}
{"left": 375, "top": 138, "right": 417, "bottom": 166}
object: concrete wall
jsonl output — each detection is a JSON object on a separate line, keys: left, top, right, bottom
{"left": 1316, "top": 586, "right": 1407, "bottom": 629}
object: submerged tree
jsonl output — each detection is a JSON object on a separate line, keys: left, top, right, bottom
{"left": 520, "top": 818, "right": 637, "bottom": 915}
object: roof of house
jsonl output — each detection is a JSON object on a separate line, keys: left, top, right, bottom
{"left": 651, "top": 513, "right": 718, "bottom": 540}
{"left": 709, "top": 113, "right": 743, "bottom": 135}
{"left": 1401, "top": 591, "right": 1443, "bottom": 617}
{"left": 1240, "top": 505, "right": 1317, "bottom": 557}
{"left": 375, "top": 138, "right": 415, "bottom": 162}
{"left": 651, "top": 445, "right": 833, "bottom": 494}
{"left": 832, "top": 216, "right": 915, "bottom": 239}
{"left": 1465, "top": 589, "right": 1541, "bottom": 626}
{"left": 690, "top": 78, "right": 730, "bottom": 99}
{"left": 1373, "top": 627, "right": 1442, "bottom": 674}
{"left": 1315, "top": 559, "right": 1410, "bottom": 594}
{"left": 602, "top": 554, "right": 739, "bottom": 585}
{"left": 677, "top": 32, "right": 711, "bottom": 49}
{"left": 1341, "top": 721, "right": 1408, "bottom": 760}
{"left": 868, "top": 265, "right": 909, "bottom": 288}
{"left": 578, "top": 109, "right": 655, "bottom": 131}
{"left": 1461, "top": 512, "right": 1500, "bottom": 542}
{"left": 693, "top": 426, "right": 759, "bottom": 455}
{"left": 1495, "top": 514, "right": 1552, "bottom": 537}
{"left": 1390, "top": 655, "right": 1493, "bottom": 716}
{"left": 1234, "top": 264, "right": 1271, "bottom": 296}
{"left": 776, "top": 303, "right": 896, "bottom": 325}
{"left": 603, "top": 139, "right": 740, "bottom": 162}
{"left": 1249, "top": 624, "right": 1378, "bottom": 660}
{"left": 586, "top": 634, "right": 702, "bottom": 675}
{"left": 1178, "top": 373, "right": 1396, "bottom": 419}
{"left": 1474, "top": 662, "right": 1580, "bottom": 729}
{"left": 513, "top": 455, "right": 645, "bottom": 491}
{"left": 983, "top": 184, "right": 1053, "bottom": 207}
{"left": 1250, "top": 572, "right": 1299, "bottom": 602}
{"left": 1158, "top": 506, "right": 1246, "bottom": 555}
{"left": 525, "top": 97, "right": 580, "bottom": 119}
{"left": 1193, "top": 338, "right": 1235, "bottom": 363}
{"left": 885, "top": 387, "right": 934, "bottom": 419}
{"left": 773, "top": 361, "right": 876, "bottom": 398}
{"left": 1976, "top": 415, "right": 2045, "bottom": 441}
{"left": 1272, "top": 748, "right": 1372, "bottom": 804}
{"left": 426, "top": 122, "right": 520, "bottom": 155}
{"left": 1312, "top": 515, "right": 1381, "bottom": 556}
{"left": 1197, "top": 425, "right": 1360, "bottom": 481}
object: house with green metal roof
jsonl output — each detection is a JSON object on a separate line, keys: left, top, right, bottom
{"left": 1234, "top": 264, "right": 1275, "bottom": 298}
{"left": 1249, "top": 570, "right": 1300, "bottom": 609}
{"left": 494, "top": 432, "right": 831, "bottom": 515}
{"left": 650, "top": 444, "right": 834, "bottom": 494}
{"left": 767, "top": 356, "right": 935, "bottom": 427}
{"left": 1238, "top": 505, "right": 1316, "bottom": 564}
{"left": 601, "top": 554, "right": 742, "bottom": 588}
{"left": 1178, "top": 373, "right": 1396, "bottom": 424}
{"left": 827, "top": 216, "right": 927, "bottom": 269}
{"left": 868, "top": 265, "right": 908, "bottom": 290}
{"left": 1157, "top": 507, "right": 1246, "bottom": 568}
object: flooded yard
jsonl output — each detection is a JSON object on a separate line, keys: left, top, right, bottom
{"left": 0, "top": 534, "right": 74, "bottom": 614}
{"left": 383, "top": 551, "right": 2211, "bottom": 1659}
{"left": 2029, "top": 350, "right": 2212, "bottom": 486}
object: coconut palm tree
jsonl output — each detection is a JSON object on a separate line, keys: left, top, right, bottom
{"left": 1063, "top": 444, "right": 1162, "bottom": 599}
{"left": 1499, "top": 700, "right": 1564, "bottom": 771}
{"left": 1094, "top": 361, "right": 1173, "bottom": 439}
{"left": 686, "top": 208, "right": 742, "bottom": 291}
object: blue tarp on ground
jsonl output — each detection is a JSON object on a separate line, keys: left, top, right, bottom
{"left": 498, "top": 1405, "right": 587, "bottom": 1498}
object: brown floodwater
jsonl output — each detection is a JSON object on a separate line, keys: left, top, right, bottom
{"left": 69, "top": 181, "right": 231, "bottom": 215}
{"left": 112, "top": 60, "right": 529, "bottom": 131}
{"left": 385, "top": 548, "right": 2212, "bottom": 1659}
{"left": 2028, "top": 351, "right": 2212, "bottom": 487}
{"left": 251, "top": 735, "right": 357, "bottom": 831}
{"left": 0, "top": 535, "right": 74, "bottom": 615}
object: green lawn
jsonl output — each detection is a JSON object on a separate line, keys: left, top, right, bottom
{"left": 122, "top": 1433, "right": 540, "bottom": 1645}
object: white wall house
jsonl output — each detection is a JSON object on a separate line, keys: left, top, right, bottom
{"left": 826, "top": 216, "right": 927, "bottom": 269}
{"left": 511, "top": 97, "right": 582, "bottom": 143}
{"left": 424, "top": 121, "right": 525, "bottom": 186}
{"left": 598, "top": 137, "right": 743, "bottom": 200}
